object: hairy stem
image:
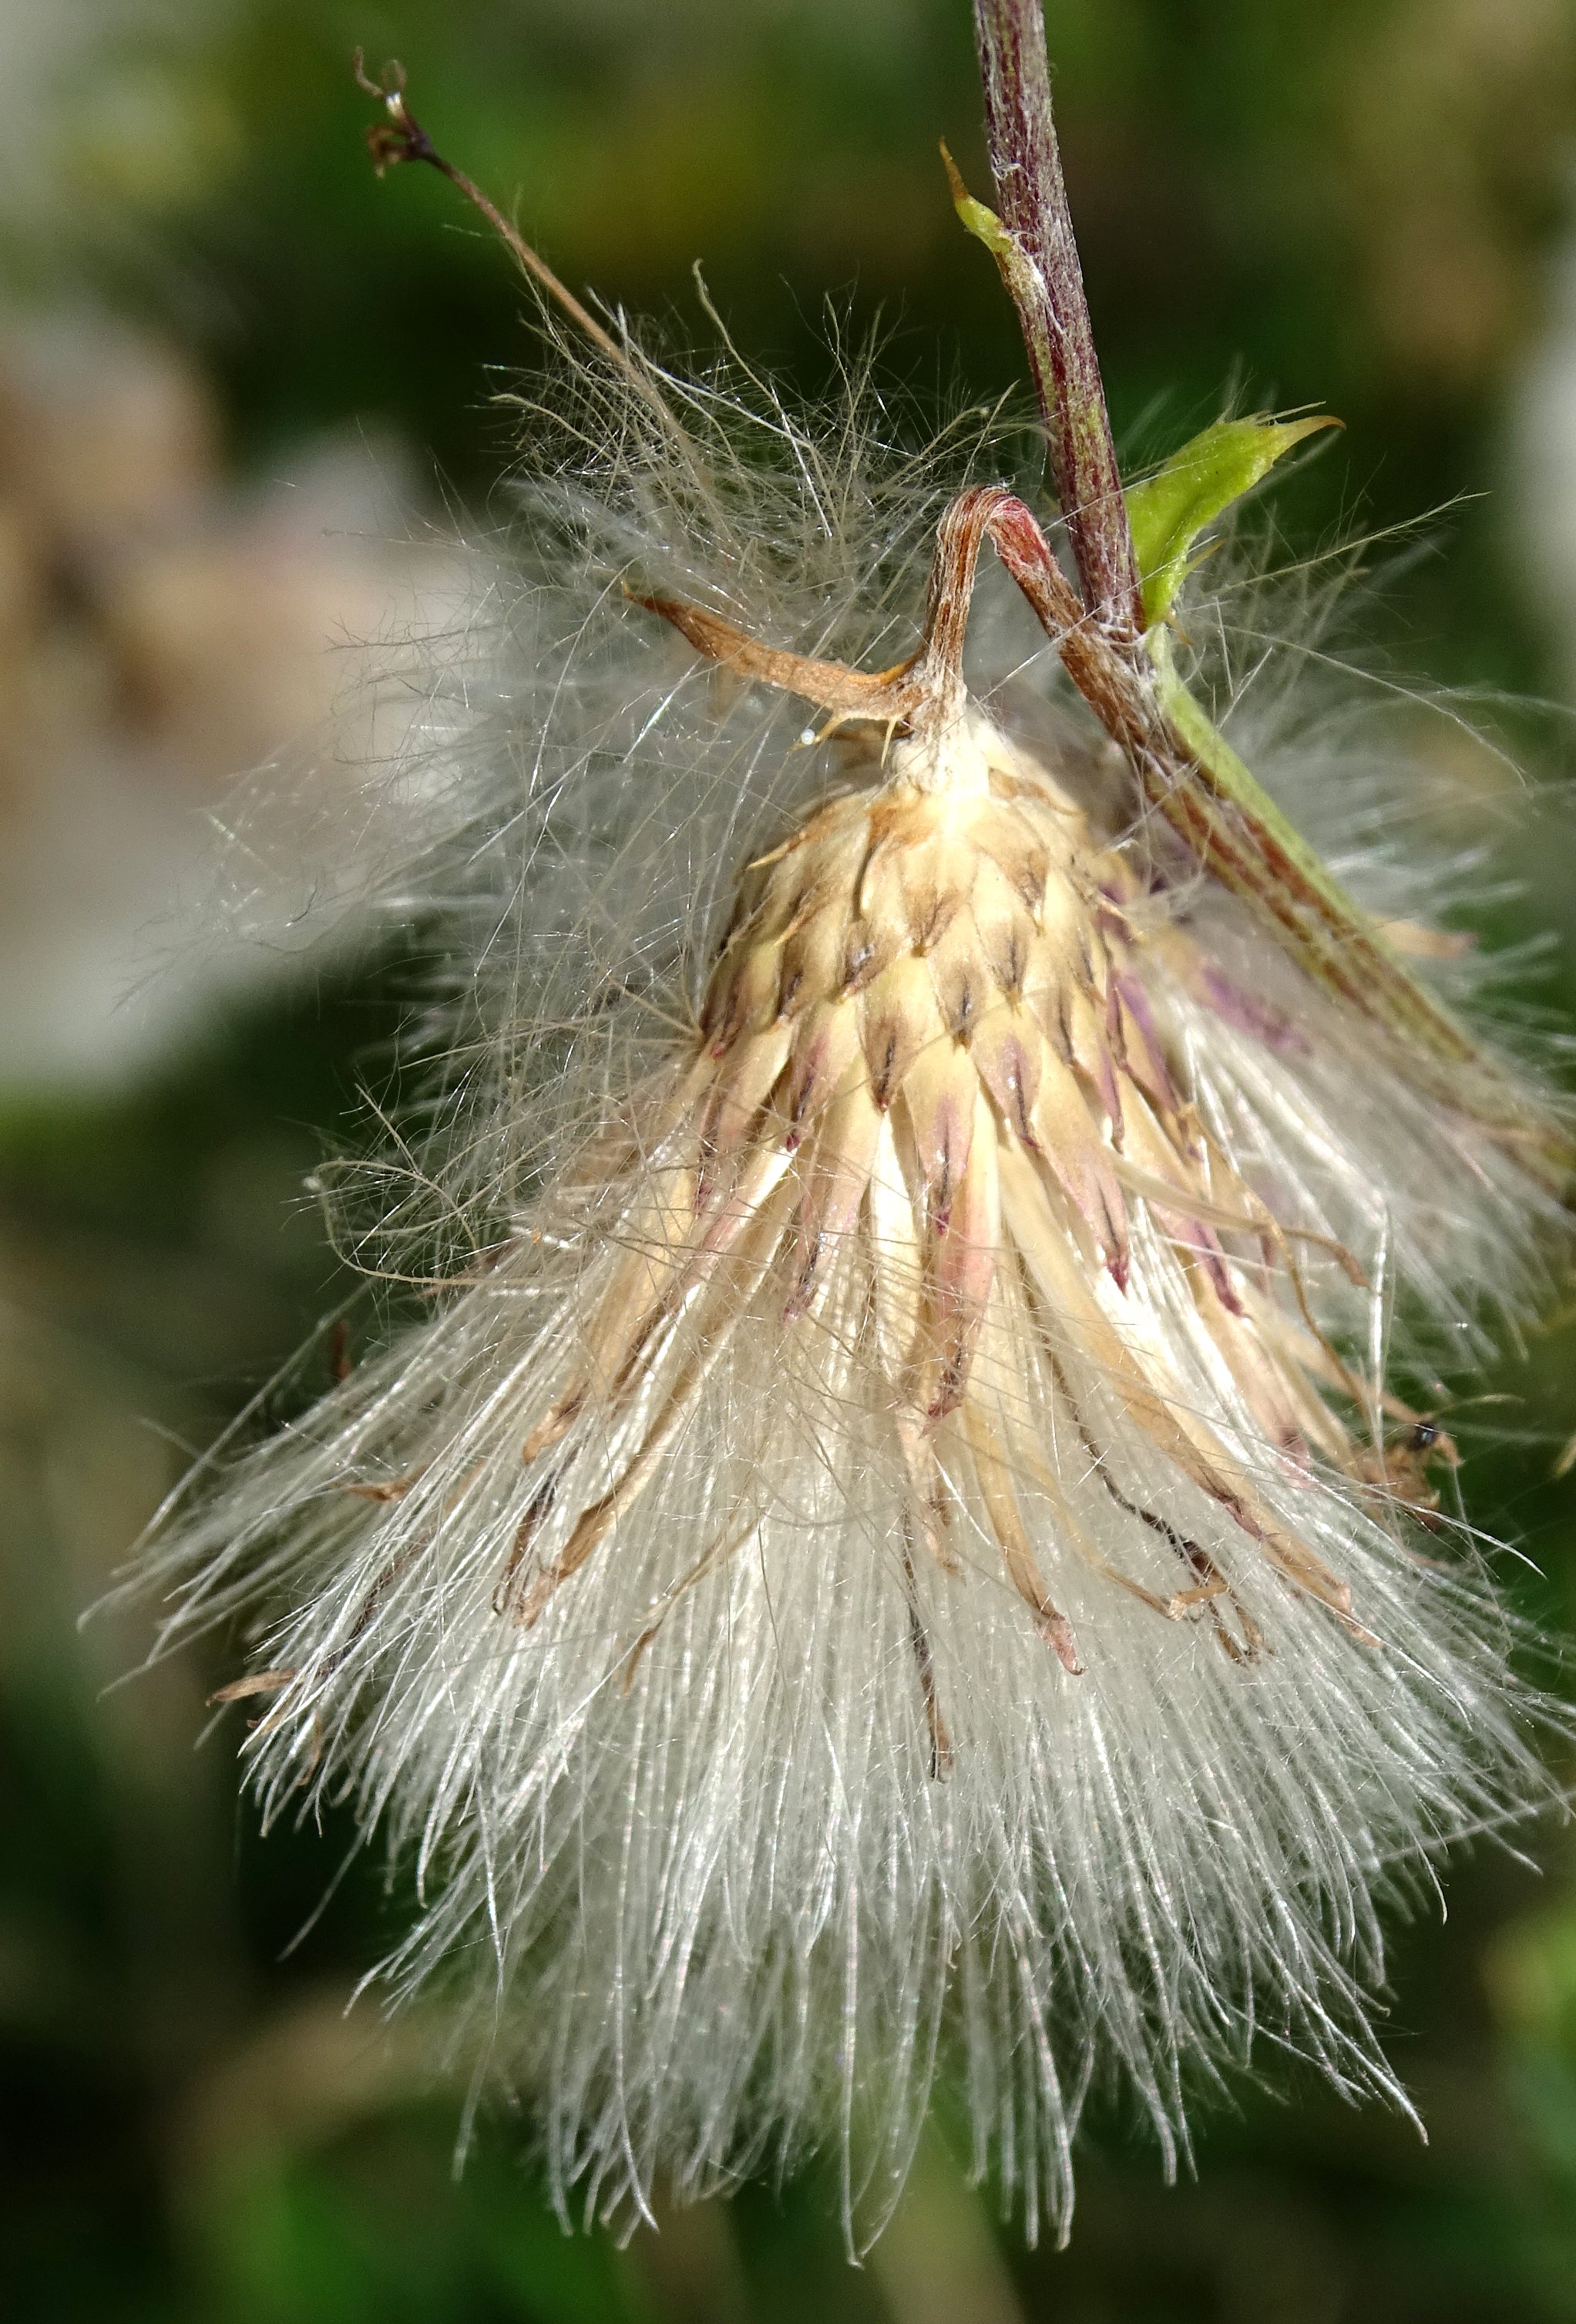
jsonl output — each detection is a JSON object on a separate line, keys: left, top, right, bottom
{"left": 972, "top": 0, "right": 1140, "bottom": 637}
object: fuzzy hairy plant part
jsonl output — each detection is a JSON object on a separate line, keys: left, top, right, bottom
{"left": 133, "top": 321, "right": 1576, "bottom": 2252}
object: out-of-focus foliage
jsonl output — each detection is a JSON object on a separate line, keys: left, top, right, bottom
{"left": 5, "top": 2, "right": 1576, "bottom": 2320}
{"left": 21, "top": 1, "right": 1576, "bottom": 557}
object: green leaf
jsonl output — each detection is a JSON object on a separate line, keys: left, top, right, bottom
{"left": 1125, "top": 414, "right": 1339, "bottom": 628}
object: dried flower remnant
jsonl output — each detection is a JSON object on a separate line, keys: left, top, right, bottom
{"left": 137, "top": 34, "right": 1576, "bottom": 2256}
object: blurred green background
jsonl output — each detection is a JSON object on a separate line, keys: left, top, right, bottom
{"left": 8, "top": 2, "right": 1576, "bottom": 2318}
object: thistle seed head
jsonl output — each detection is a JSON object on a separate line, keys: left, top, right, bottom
{"left": 135, "top": 351, "right": 1572, "bottom": 2252}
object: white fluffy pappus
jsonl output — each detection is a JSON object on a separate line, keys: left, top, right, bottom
{"left": 136, "top": 335, "right": 1574, "bottom": 2250}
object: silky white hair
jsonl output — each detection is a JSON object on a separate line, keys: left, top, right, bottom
{"left": 136, "top": 327, "right": 1571, "bottom": 2251}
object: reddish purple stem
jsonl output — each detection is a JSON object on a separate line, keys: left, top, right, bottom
{"left": 973, "top": 0, "right": 1141, "bottom": 638}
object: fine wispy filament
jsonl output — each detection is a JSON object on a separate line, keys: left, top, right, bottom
{"left": 136, "top": 66, "right": 1574, "bottom": 2256}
